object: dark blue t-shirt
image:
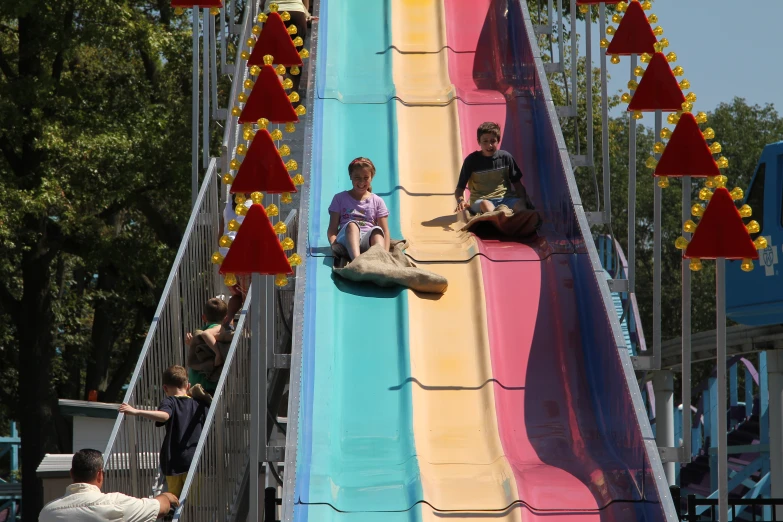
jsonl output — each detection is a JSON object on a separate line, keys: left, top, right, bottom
{"left": 156, "top": 395, "right": 208, "bottom": 475}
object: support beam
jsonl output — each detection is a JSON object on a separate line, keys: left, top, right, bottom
{"left": 682, "top": 175, "right": 692, "bottom": 458}
{"left": 716, "top": 258, "right": 728, "bottom": 520}
{"left": 767, "top": 350, "right": 783, "bottom": 498}
{"left": 191, "top": 9, "right": 200, "bottom": 207}
{"left": 250, "top": 275, "right": 262, "bottom": 522}
{"left": 654, "top": 370, "right": 676, "bottom": 484}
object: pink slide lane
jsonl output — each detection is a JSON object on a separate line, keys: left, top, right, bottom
{"left": 443, "top": 1, "right": 661, "bottom": 520}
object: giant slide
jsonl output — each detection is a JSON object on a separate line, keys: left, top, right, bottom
{"left": 293, "top": 0, "right": 675, "bottom": 521}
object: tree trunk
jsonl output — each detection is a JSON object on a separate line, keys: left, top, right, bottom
{"left": 83, "top": 265, "right": 119, "bottom": 401}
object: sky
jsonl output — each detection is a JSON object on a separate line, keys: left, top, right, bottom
{"left": 572, "top": 1, "right": 783, "bottom": 116}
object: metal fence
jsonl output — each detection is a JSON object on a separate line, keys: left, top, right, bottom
{"left": 102, "top": 158, "right": 220, "bottom": 496}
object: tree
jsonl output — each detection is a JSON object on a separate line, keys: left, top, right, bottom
{"left": 0, "top": 1, "right": 216, "bottom": 518}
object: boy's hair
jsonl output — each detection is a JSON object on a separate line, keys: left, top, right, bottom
{"left": 348, "top": 157, "right": 376, "bottom": 193}
{"left": 71, "top": 449, "right": 104, "bottom": 483}
{"left": 203, "top": 297, "right": 227, "bottom": 323}
{"left": 477, "top": 122, "right": 501, "bottom": 141}
{"left": 162, "top": 365, "right": 189, "bottom": 388}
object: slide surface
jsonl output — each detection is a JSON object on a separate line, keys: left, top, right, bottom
{"left": 295, "top": 1, "right": 675, "bottom": 521}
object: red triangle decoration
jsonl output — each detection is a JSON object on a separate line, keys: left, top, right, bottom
{"left": 238, "top": 64, "right": 299, "bottom": 124}
{"left": 248, "top": 12, "right": 303, "bottom": 68}
{"left": 654, "top": 113, "right": 721, "bottom": 178}
{"left": 627, "top": 52, "right": 686, "bottom": 112}
{"left": 219, "top": 204, "right": 294, "bottom": 275}
{"left": 231, "top": 130, "right": 297, "bottom": 194}
{"left": 171, "top": 0, "right": 222, "bottom": 7}
{"left": 684, "top": 188, "right": 758, "bottom": 260}
{"left": 606, "top": 1, "right": 657, "bottom": 56}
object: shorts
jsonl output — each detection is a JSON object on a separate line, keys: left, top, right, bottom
{"left": 335, "top": 221, "right": 384, "bottom": 254}
{"left": 166, "top": 473, "right": 201, "bottom": 502}
{"left": 470, "top": 196, "right": 520, "bottom": 214}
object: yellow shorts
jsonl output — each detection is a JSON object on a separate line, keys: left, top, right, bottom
{"left": 166, "top": 473, "right": 201, "bottom": 503}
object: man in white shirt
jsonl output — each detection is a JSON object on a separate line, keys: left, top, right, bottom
{"left": 39, "top": 449, "right": 178, "bottom": 521}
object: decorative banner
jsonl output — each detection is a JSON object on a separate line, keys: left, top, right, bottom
{"left": 231, "top": 129, "right": 298, "bottom": 194}
{"left": 219, "top": 204, "right": 294, "bottom": 275}
{"left": 654, "top": 113, "right": 721, "bottom": 178}
{"left": 627, "top": 52, "right": 685, "bottom": 112}
{"left": 684, "top": 187, "right": 758, "bottom": 261}
{"left": 606, "top": 1, "right": 657, "bottom": 56}
{"left": 248, "top": 12, "right": 303, "bottom": 67}
{"left": 239, "top": 63, "right": 299, "bottom": 123}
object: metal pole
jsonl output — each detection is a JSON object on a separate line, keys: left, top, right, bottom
{"left": 192, "top": 9, "right": 200, "bottom": 207}
{"left": 716, "top": 258, "right": 728, "bottom": 520}
{"left": 220, "top": 4, "right": 227, "bottom": 71}
{"left": 627, "top": 54, "right": 637, "bottom": 293}
{"left": 202, "top": 8, "right": 210, "bottom": 167}
{"left": 584, "top": 13, "right": 594, "bottom": 167}
{"left": 556, "top": 0, "right": 564, "bottom": 69}
{"left": 682, "top": 175, "right": 692, "bottom": 459}
{"left": 654, "top": 371, "right": 676, "bottom": 484}
{"left": 250, "top": 275, "right": 262, "bottom": 522}
{"left": 599, "top": 4, "right": 610, "bottom": 224}
{"left": 569, "top": 0, "right": 577, "bottom": 118}
{"left": 768, "top": 351, "right": 783, "bottom": 498}
{"left": 210, "top": 13, "right": 219, "bottom": 119}
{"left": 653, "top": 110, "right": 662, "bottom": 369}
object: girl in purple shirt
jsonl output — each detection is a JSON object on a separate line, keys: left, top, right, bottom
{"left": 327, "top": 157, "right": 391, "bottom": 260}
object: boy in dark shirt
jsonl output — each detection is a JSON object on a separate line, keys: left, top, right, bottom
{"left": 119, "top": 365, "right": 209, "bottom": 498}
{"left": 454, "top": 122, "right": 530, "bottom": 214}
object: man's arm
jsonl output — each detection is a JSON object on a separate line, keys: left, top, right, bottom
{"left": 119, "top": 404, "right": 170, "bottom": 423}
{"left": 154, "top": 492, "right": 179, "bottom": 517}
{"left": 512, "top": 181, "right": 529, "bottom": 210}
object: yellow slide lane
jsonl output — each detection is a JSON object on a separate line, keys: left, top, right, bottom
{"left": 391, "top": 0, "right": 521, "bottom": 515}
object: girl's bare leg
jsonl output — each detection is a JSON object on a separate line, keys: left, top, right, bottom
{"left": 479, "top": 200, "right": 496, "bottom": 213}
{"left": 370, "top": 230, "right": 385, "bottom": 249}
{"left": 345, "top": 222, "right": 361, "bottom": 260}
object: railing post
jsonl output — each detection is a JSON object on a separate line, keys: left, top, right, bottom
{"left": 687, "top": 493, "right": 697, "bottom": 522}
{"left": 250, "top": 276, "right": 262, "bottom": 522}
{"left": 717, "top": 257, "right": 728, "bottom": 520}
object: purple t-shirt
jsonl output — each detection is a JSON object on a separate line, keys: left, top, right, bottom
{"left": 328, "top": 191, "right": 389, "bottom": 234}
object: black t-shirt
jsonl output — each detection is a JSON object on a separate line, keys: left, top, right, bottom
{"left": 156, "top": 395, "right": 208, "bottom": 475}
{"left": 456, "top": 150, "right": 523, "bottom": 205}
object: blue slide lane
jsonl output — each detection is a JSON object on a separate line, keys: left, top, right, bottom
{"left": 295, "top": 0, "right": 424, "bottom": 520}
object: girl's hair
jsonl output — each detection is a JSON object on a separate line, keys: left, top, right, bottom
{"left": 348, "top": 157, "right": 376, "bottom": 193}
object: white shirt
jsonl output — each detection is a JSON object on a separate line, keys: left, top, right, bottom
{"left": 39, "top": 483, "right": 160, "bottom": 522}
{"left": 264, "top": 1, "right": 307, "bottom": 14}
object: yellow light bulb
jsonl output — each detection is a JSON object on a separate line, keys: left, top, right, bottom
{"left": 235, "top": 194, "right": 247, "bottom": 205}
{"left": 645, "top": 156, "right": 658, "bottom": 169}
{"left": 741, "top": 259, "right": 754, "bottom": 272}
{"left": 269, "top": 2, "right": 279, "bottom": 12}
{"left": 653, "top": 141, "right": 665, "bottom": 154}
{"left": 710, "top": 142, "right": 722, "bottom": 154}
{"left": 250, "top": 192, "right": 264, "bottom": 204}
{"left": 281, "top": 192, "right": 293, "bottom": 204}
{"left": 295, "top": 105, "right": 307, "bottom": 116}
{"left": 628, "top": 80, "right": 639, "bottom": 90}
{"left": 283, "top": 78, "right": 294, "bottom": 89}
{"left": 653, "top": 42, "right": 664, "bottom": 53}
{"left": 257, "top": 13, "right": 268, "bottom": 23}
{"left": 246, "top": 38, "right": 255, "bottom": 48}
{"left": 600, "top": 38, "right": 610, "bottom": 49}
{"left": 287, "top": 25, "right": 297, "bottom": 35}
{"left": 672, "top": 65, "right": 684, "bottom": 76}
{"left": 266, "top": 203, "right": 279, "bottom": 217}
{"left": 174, "top": 7, "right": 184, "bottom": 15}
{"left": 691, "top": 204, "right": 704, "bottom": 217}
{"left": 257, "top": 118, "right": 269, "bottom": 129}
{"left": 702, "top": 127, "right": 715, "bottom": 139}
{"left": 289, "top": 91, "right": 300, "bottom": 103}
{"left": 270, "top": 129, "right": 283, "bottom": 140}
{"left": 290, "top": 66, "right": 301, "bottom": 75}
{"left": 633, "top": 110, "right": 644, "bottom": 120}
{"left": 299, "top": 49, "right": 310, "bottom": 59}
{"left": 699, "top": 188, "right": 713, "bottom": 201}
{"left": 679, "top": 79, "right": 690, "bottom": 90}
{"left": 249, "top": 65, "right": 261, "bottom": 76}
{"left": 224, "top": 273, "right": 237, "bottom": 287}
{"left": 286, "top": 159, "right": 298, "bottom": 171}
{"left": 244, "top": 79, "right": 254, "bottom": 90}
{"left": 275, "top": 274, "right": 289, "bottom": 287}
{"left": 234, "top": 204, "right": 248, "bottom": 216}
{"left": 683, "top": 220, "right": 697, "bottom": 233}
{"left": 690, "top": 258, "right": 702, "bottom": 272}
{"left": 616, "top": 1, "right": 628, "bottom": 12}
{"left": 754, "top": 236, "right": 768, "bottom": 250}
{"left": 251, "top": 26, "right": 261, "bottom": 36}
{"left": 660, "top": 127, "right": 672, "bottom": 139}
{"left": 231, "top": 106, "right": 241, "bottom": 117}
{"left": 580, "top": 5, "right": 590, "bottom": 14}
{"left": 739, "top": 204, "right": 752, "bottom": 218}
{"left": 280, "top": 11, "right": 291, "bottom": 21}
{"left": 660, "top": 38, "right": 670, "bottom": 48}
{"left": 695, "top": 112, "right": 708, "bottom": 124}
{"left": 612, "top": 13, "right": 622, "bottom": 23}
{"left": 227, "top": 219, "right": 240, "bottom": 232}
{"left": 292, "top": 173, "right": 305, "bottom": 185}
{"left": 657, "top": 178, "right": 669, "bottom": 188}
{"left": 211, "top": 252, "right": 224, "bottom": 265}
{"left": 648, "top": 13, "right": 658, "bottom": 23}
{"left": 210, "top": 6, "right": 220, "bottom": 15}
{"left": 274, "top": 221, "right": 287, "bottom": 234}
{"left": 666, "top": 52, "right": 677, "bottom": 63}
{"left": 705, "top": 176, "right": 716, "bottom": 188}
{"left": 641, "top": 0, "right": 652, "bottom": 10}
{"left": 717, "top": 156, "right": 729, "bottom": 169}
{"left": 652, "top": 26, "right": 663, "bottom": 36}
{"left": 686, "top": 92, "right": 697, "bottom": 103}
{"left": 621, "top": 92, "right": 631, "bottom": 103}
{"left": 293, "top": 36, "right": 304, "bottom": 47}
{"left": 681, "top": 101, "right": 693, "bottom": 113}
{"left": 675, "top": 236, "right": 690, "bottom": 250}
{"left": 222, "top": 173, "right": 234, "bottom": 185}
{"left": 275, "top": 64, "right": 286, "bottom": 75}
{"left": 285, "top": 122, "right": 296, "bottom": 133}
{"left": 219, "top": 235, "right": 233, "bottom": 248}
{"left": 236, "top": 144, "right": 247, "bottom": 156}
{"left": 238, "top": 92, "right": 247, "bottom": 103}
{"left": 728, "top": 187, "right": 743, "bottom": 201}
{"left": 667, "top": 113, "right": 679, "bottom": 124}
{"left": 746, "top": 220, "right": 760, "bottom": 234}
{"left": 230, "top": 158, "right": 241, "bottom": 170}
{"left": 263, "top": 55, "right": 274, "bottom": 66}
{"left": 244, "top": 130, "right": 256, "bottom": 141}
{"left": 278, "top": 144, "right": 291, "bottom": 157}
{"left": 281, "top": 237, "right": 295, "bottom": 250}
{"left": 640, "top": 53, "right": 651, "bottom": 63}
{"left": 715, "top": 174, "right": 728, "bottom": 188}
{"left": 634, "top": 66, "right": 645, "bottom": 77}
{"left": 243, "top": 123, "right": 253, "bottom": 132}
{"left": 288, "top": 253, "right": 302, "bottom": 266}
